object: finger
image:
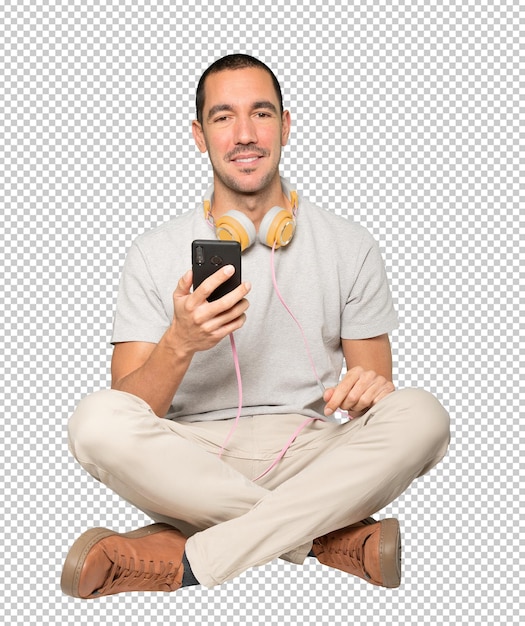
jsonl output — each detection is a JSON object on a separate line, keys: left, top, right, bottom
{"left": 324, "top": 376, "right": 359, "bottom": 416}
{"left": 343, "top": 375, "right": 378, "bottom": 410}
{"left": 323, "top": 387, "right": 335, "bottom": 402}
{"left": 211, "top": 280, "right": 252, "bottom": 311}
{"left": 215, "top": 310, "right": 249, "bottom": 336}
{"left": 345, "top": 383, "right": 382, "bottom": 412}
{"left": 370, "top": 382, "right": 395, "bottom": 405}
{"left": 323, "top": 387, "right": 340, "bottom": 417}
{"left": 194, "top": 265, "right": 237, "bottom": 302}
{"left": 324, "top": 369, "right": 391, "bottom": 416}
{"left": 345, "top": 379, "right": 395, "bottom": 413}
{"left": 174, "top": 269, "right": 193, "bottom": 296}
{"left": 198, "top": 295, "right": 250, "bottom": 334}
{"left": 191, "top": 281, "right": 251, "bottom": 329}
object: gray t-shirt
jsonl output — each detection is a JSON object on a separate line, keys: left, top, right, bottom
{"left": 111, "top": 180, "right": 398, "bottom": 422}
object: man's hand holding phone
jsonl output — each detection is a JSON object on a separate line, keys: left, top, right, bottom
{"left": 167, "top": 243, "right": 250, "bottom": 357}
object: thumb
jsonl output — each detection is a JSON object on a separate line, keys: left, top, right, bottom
{"left": 323, "top": 387, "right": 335, "bottom": 402}
{"left": 174, "top": 269, "right": 193, "bottom": 297}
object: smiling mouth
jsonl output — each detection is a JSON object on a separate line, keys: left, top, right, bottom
{"left": 227, "top": 147, "right": 268, "bottom": 164}
{"left": 234, "top": 156, "right": 260, "bottom": 163}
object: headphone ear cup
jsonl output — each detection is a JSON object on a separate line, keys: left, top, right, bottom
{"left": 215, "top": 210, "right": 256, "bottom": 251}
{"left": 259, "top": 206, "right": 296, "bottom": 248}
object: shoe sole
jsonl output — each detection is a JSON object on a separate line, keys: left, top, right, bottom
{"left": 379, "top": 518, "right": 401, "bottom": 588}
{"left": 60, "top": 523, "right": 176, "bottom": 598}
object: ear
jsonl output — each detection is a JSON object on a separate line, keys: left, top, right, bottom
{"left": 281, "top": 110, "right": 291, "bottom": 147}
{"left": 192, "top": 120, "right": 208, "bottom": 153}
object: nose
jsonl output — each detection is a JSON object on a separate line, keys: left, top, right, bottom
{"left": 233, "top": 115, "right": 257, "bottom": 145}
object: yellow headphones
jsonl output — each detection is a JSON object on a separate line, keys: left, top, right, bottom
{"left": 204, "top": 190, "right": 298, "bottom": 252}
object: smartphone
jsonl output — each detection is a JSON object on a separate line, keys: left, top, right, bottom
{"left": 192, "top": 240, "right": 242, "bottom": 302}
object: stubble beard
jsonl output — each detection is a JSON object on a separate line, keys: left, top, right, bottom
{"left": 209, "top": 144, "right": 282, "bottom": 198}
{"left": 215, "top": 167, "right": 279, "bottom": 196}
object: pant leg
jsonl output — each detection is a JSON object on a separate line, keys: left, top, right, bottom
{"left": 68, "top": 389, "right": 314, "bottom": 558}
{"left": 186, "top": 388, "right": 450, "bottom": 587}
{"left": 69, "top": 387, "right": 450, "bottom": 588}
{"left": 67, "top": 389, "right": 269, "bottom": 532}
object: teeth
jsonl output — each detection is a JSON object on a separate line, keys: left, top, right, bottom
{"left": 236, "top": 157, "right": 258, "bottom": 163}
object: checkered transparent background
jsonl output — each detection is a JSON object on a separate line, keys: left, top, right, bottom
{"left": 1, "top": 0, "right": 522, "bottom": 624}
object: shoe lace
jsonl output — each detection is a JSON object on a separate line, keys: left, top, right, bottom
{"left": 96, "top": 551, "right": 180, "bottom": 595}
{"left": 316, "top": 533, "right": 372, "bottom": 580}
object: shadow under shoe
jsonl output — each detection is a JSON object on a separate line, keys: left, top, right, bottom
{"left": 312, "top": 518, "right": 401, "bottom": 588}
{"left": 61, "top": 523, "right": 186, "bottom": 598}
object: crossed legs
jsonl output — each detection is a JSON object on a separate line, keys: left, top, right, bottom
{"left": 66, "top": 387, "right": 449, "bottom": 589}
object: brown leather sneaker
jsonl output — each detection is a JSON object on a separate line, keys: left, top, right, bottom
{"left": 312, "top": 518, "right": 401, "bottom": 588}
{"left": 61, "top": 523, "right": 187, "bottom": 598}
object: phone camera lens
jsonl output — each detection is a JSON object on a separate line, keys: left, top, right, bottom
{"left": 196, "top": 246, "right": 205, "bottom": 265}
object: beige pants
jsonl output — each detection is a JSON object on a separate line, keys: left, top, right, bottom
{"left": 68, "top": 387, "right": 449, "bottom": 588}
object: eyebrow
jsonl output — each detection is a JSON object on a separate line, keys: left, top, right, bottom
{"left": 207, "top": 100, "right": 278, "bottom": 121}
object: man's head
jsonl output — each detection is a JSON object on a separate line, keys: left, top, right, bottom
{"left": 192, "top": 54, "right": 291, "bottom": 206}
{"left": 195, "top": 54, "right": 283, "bottom": 125}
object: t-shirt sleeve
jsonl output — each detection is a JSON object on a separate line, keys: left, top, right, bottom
{"left": 111, "top": 242, "right": 171, "bottom": 345}
{"left": 340, "top": 235, "right": 399, "bottom": 339}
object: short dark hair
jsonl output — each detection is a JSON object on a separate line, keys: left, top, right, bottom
{"left": 195, "top": 54, "right": 283, "bottom": 124}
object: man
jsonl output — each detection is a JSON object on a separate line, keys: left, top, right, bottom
{"left": 61, "top": 54, "right": 450, "bottom": 598}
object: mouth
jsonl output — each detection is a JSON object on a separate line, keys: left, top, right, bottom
{"left": 232, "top": 156, "right": 261, "bottom": 164}
{"left": 227, "top": 149, "right": 268, "bottom": 166}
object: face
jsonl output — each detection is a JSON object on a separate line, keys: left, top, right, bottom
{"left": 192, "top": 68, "right": 291, "bottom": 201}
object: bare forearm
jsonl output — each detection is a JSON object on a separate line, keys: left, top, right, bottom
{"left": 111, "top": 267, "right": 250, "bottom": 417}
{"left": 112, "top": 334, "right": 194, "bottom": 418}
{"left": 323, "top": 334, "right": 395, "bottom": 417}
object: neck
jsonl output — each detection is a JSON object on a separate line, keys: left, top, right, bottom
{"left": 210, "top": 177, "right": 290, "bottom": 231}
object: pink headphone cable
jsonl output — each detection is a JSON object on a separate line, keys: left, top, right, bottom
{"left": 219, "top": 243, "right": 338, "bottom": 480}
{"left": 219, "top": 331, "right": 317, "bottom": 482}
{"left": 217, "top": 333, "right": 243, "bottom": 460}
{"left": 269, "top": 242, "right": 326, "bottom": 396}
